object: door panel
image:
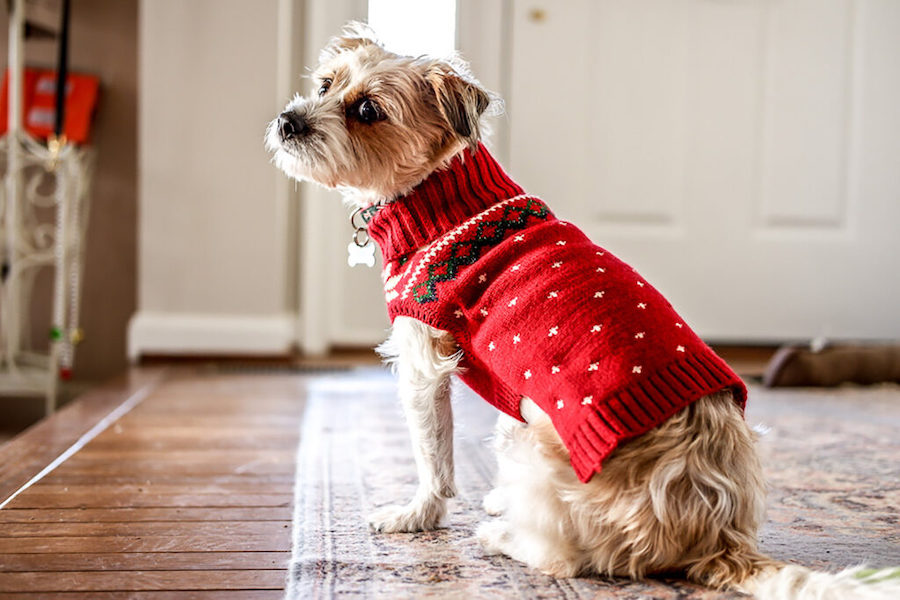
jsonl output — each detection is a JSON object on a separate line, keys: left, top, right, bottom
{"left": 759, "top": 0, "right": 853, "bottom": 228}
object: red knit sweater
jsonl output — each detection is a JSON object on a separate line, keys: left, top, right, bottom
{"left": 366, "top": 144, "right": 747, "bottom": 483}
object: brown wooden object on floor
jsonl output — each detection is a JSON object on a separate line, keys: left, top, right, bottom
{"left": 763, "top": 344, "right": 900, "bottom": 387}
{"left": 0, "top": 368, "right": 306, "bottom": 597}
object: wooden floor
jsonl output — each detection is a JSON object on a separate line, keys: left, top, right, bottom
{"left": 0, "top": 367, "right": 310, "bottom": 598}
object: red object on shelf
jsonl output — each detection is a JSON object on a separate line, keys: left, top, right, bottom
{"left": 59, "top": 367, "right": 72, "bottom": 381}
{"left": 0, "top": 68, "right": 99, "bottom": 144}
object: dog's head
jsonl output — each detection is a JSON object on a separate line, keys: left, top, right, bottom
{"left": 265, "top": 22, "right": 495, "bottom": 201}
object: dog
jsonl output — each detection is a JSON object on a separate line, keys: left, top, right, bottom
{"left": 267, "top": 23, "right": 900, "bottom": 599}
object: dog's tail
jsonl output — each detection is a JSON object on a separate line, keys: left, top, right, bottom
{"left": 692, "top": 552, "right": 900, "bottom": 600}
{"left": 747, "top": 564, "right": 900, "bottom": 600}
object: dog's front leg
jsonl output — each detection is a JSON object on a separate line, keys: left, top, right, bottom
{"left": 369, "top": 316, "right": 460, "bottom": 532}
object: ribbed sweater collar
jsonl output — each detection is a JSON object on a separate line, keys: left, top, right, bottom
{"left": 366, "top": 143, "right": 524, "bottom": 262}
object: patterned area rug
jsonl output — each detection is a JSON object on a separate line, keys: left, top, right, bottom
{"left": 285, "top": 369, "right": 900, "bottom": 599}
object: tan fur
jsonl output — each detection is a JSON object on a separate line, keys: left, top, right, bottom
{"left": 481, "top": 392, "right": 777, "bottom": 588}
{"left": 267, "top": 24, "right": 900, "bottom": 600}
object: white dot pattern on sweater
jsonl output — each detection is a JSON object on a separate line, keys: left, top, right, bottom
{"left": 461, "top": 216, "right": 679, "bottom": 411}
{"left": 466, "top": 226, "right": 690, "bottom": 412}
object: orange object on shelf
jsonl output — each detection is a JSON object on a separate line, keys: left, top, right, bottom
{"left": 0, "top": 68, "right": 100, "bottom": 144}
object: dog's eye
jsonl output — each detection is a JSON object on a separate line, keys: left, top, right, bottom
{"left": 318, "top": 79, "right": 332, "bottom": 96}
{"left": 357, "top": 99, "right": 380, "bottom": 124}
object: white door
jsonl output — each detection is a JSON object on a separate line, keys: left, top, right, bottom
{"left": 504, "top": 0, "right": 900, "bottom": 341}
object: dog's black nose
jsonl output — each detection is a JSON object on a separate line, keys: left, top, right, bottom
{"left": 279, "top": 111, "right": 308, "bottom": 140}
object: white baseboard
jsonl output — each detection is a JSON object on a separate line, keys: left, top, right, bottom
{"left": 128, "top": 311, "right": 297, "bottom": 360}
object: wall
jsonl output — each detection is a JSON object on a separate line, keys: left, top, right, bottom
{"left": 130, "top": 0, "right": 299, "bottom": 357}
{"left": 0, "top": 0, "right": 138, "bottom": 382}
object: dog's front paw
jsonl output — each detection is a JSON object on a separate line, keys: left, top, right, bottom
{"left": 476, "top": 518, "right": 512, "bottom": 555}
{"left": 368, "top": 500, "right": 445, "bottom": 533}
{"left": 482, "top": 488, "right": 507, "bottom": 516}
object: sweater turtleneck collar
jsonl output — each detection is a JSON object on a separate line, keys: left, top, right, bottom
{"left": 366, "top": 143, "right": 525, "bottom": 263}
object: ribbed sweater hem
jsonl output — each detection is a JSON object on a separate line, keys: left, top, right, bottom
{"left": 566, "top": 352, "right": 746, "bottom": 483}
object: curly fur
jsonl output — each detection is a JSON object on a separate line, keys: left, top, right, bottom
{"left": 478, "top": 392, "right": 774, "bottom": 585}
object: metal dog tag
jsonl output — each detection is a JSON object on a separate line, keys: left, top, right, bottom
{"left": 348, "top": 206, "right": 377, "bottom": 268}
{"left": 348, "top": 240, "right": 376, "bottom": 267}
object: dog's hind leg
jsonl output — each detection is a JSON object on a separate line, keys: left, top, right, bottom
{"left": 369, "top": 316, "right": 461, "bottom": 532}
{"left": 481, "top": 412, "right": 523, "bottom": 516}
{"left": 477, "top": 399, "right": 584, "bottom": 577}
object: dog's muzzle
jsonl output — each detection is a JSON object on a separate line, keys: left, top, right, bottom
{"left": 278, "top": 111, "right": 309, "bottom": 142}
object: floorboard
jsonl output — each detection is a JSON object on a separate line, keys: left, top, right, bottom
{"left": 1, "top": 591, "right": 284, "bottom": 599}
{"left": 0, "top": 521, "right": 291, "bottom": 538}
{"left": 0, "top": 552, "right": 289, "bottom": 572}
{"left": 0, "top": 368, "right": 308, "bottom": 596}
{"left": 0, "top": 569, "right": 285, "bottom": 592}
{"left": 0, "top": 534, "right": 290, "bottom": 554}
{"left": 0, "top": 507, "right": 292, "bottom": 523}
{"left": 6, "top": 491, "right": 294, "bottom": 509}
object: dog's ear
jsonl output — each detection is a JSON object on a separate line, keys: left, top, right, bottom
{"left": 426, "top": 62, "right": 491, "bottom": 150}
{"left": 319, "top": 21, "right": 381, "bottom": 63}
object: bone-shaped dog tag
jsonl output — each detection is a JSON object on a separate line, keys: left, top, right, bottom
{"left": 347, "top": 241, "right": 376, "bottom": 267}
